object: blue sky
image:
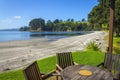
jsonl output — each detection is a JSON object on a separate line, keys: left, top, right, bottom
{"left": 0, "top": 0, "right": 98, "bottom": 29}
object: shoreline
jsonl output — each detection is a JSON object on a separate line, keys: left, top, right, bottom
{"left": 0, "top": 31, "right": 108, "bottom": 73}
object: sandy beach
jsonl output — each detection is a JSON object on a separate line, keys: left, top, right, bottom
{"left": 0, "top": 31, "right": 108, "bottom": 72}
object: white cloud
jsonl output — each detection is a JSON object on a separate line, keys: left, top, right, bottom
{"left": 14, "top": 16, "right": 21, "bottom": 19}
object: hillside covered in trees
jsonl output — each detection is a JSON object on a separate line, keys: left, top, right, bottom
{"left": 19, "top": 18, "right": 92, "bottom": 32}
{"left": 20, "top": 0, "right": 120, "bottom": 36}
{"left": 88, "top": 0, "right": 120, "bottom": 36}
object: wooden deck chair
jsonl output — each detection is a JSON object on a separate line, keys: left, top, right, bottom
{"left": 97, "top": 52, "right": 115, "bottom": 71}
{"left": 114, "top": 54, "right": 120, "bottom": 80}
{"left": 56, "top": 52, "right": 78, "bottom": 80}
{"left": 23, "top": 61, "right": 55, "bottom": 80}
{"left": 97, "top": 53, "right": 120, "bottom": 80}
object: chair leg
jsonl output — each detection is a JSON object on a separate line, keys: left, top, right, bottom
{"left": 60, "top": 76, "right": 63, "bottom": 80}
{"left": 56, "top": 76, "right": 59, "bottom": 80}
{"left": 118, "top": 73, "right": 120, "bottom": 80}
{"left": 55, "top": 73, "right": 63, "bottom": 80}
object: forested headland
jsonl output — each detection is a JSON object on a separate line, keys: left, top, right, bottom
{"left": 20, "top": 0, "right": 120, "bottom": 36}
{"left": 19, "top": 18, "right": 92, "bottom": 32}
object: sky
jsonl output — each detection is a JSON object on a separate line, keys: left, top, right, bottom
{"left": 0, "top": 0, "right": 99, "bottom": 29}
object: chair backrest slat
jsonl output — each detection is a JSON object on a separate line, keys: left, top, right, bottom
{"left": 114, "top": 54, "right": 120, "bottom": 80}
{"left": 23, "top": 61, "right": 42, "bottom": 80}
{"left": 56, "top": 52, "right": 74, "bottom": 69}
{"left": 104, "top": 53, "right": 120, "bottom": 80}
{"left": 104, "top": 53, "right": 115, "bottom": 71}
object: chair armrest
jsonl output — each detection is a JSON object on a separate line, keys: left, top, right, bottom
{"left": 74, "top": 62, "right": 79, "bottom": 65}
{"left": 56, "top": 64, "right": 63, "bottom": 72}
{"left": 42, "top": 73, "right": 52, "bottom": 79}
{"left": 48, "top": 70, "right": 56, "bottom": 74}
{"left": 42, "top": 70, "right": 56, "bottom": 79}
{"left": 96, "top": 62, "right": 104, "bottom": 67}
{"left": 52, "top": 73, "right": 62, "bottom": 76}
{"left": 40, "top": 73, "right": 45, "bottom": 75}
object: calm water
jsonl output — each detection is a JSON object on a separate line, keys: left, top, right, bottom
{"left": 0, "top": 31, "right": 90, "bottom": 42}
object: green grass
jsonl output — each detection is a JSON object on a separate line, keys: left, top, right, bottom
{"left": 105, "top": 34, "right": 120, "bottom": 54}
{"left": 37, "top": 56, "right": 56, "bottom": 73}
{"left": 0, "top": 70, "right": 25, "bottom": 80}
{"left": 72, "top": 51, "right": 104, "bottom": 66}
{"left": 113, "top": 37, "right": 120, "bottom": 47}
{"left": 113, "top": 37, "right": 120, "bottom": 54}
{"left": 0, "top": 50, "right": 104, "bottom": 80}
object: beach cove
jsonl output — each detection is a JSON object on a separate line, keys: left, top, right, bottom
{"left": 0, "top": 31, "right": 108, "bottom": 72}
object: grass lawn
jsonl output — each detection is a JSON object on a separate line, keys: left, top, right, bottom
{"left": 113, "top": 37, "right": 120, "bottom": 54}
{"left": 105, "top": 34, "right": 120, "bottom": 54}
{"left": 0, "top": 50, "right": 104, "bottom": 80}
{"left": 0, "top": 70, "right": 25, "bottom": 80}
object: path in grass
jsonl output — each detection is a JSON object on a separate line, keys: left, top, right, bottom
{"left": 0, "top": 31, "right": 107, "bottom": 72}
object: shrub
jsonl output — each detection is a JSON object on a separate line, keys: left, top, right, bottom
{"left": 86, "top": 41, "right": 100, "bottom": 51}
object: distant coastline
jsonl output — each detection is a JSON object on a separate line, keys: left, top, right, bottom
{"left": 0, "top": 28, "right": 19, "bottom": 31}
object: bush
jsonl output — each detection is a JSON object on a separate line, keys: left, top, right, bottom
{"left": 86, "top": 41, "right": 100, "bottom": 51}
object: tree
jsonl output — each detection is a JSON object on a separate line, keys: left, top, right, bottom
{"left": 81, "top": 18, "right": 86, "bottom": 22}
{"left": 89, "top": 0, "right": 120, "bottom": 35}
{"left": 19, "top": 26, "right": 29, "bottom": 31}
{"left": 20, "top": 18, "right": 91, "bottom": 32}
{"left": 114, "top": 0, "right": 120, "bottom": 36}
{"left": 29, "top": 18, "right": 45, "bottom": 31}
{"left": 53, "top": 19, "right": 59, "bottom": 24}
{"left": 45, "top": 20, "right": 54, "bottom": 31}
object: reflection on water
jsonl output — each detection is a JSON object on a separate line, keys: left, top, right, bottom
{"left": 0, "top": 31, "right": 92, "bottom": 42}
{"left": 30, "top": 32, "right": 85, "bottom": 40}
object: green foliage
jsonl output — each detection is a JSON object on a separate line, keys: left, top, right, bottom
{"left": 29, "top": 18, "right": 45, "bottom": 31}
{"left": 88, "top": 0, "right": 110, "bottom": 25}
{"left": 81, "top": 18, "right": 86, "bottom": 22}
{"left": 0, "top": 51, "right": 104, "bottom": 80}
{"left": 86, "top": 41, "right": 100, "bottom": 51}
{"left": 114, "top": 0, "right": 120, "bottom": 36}
{"left": 19, "top": 18, "right": 94, "bottom": 32}
{"left": 19, "top": 26, "right": 29, "bottom": 31}
{"left": 88, "top": 0, "right": 120, "bottom": 35}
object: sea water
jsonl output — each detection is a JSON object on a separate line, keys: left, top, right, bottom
{"left": 0, "top": 31, "right": 89, "bottom": 42}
